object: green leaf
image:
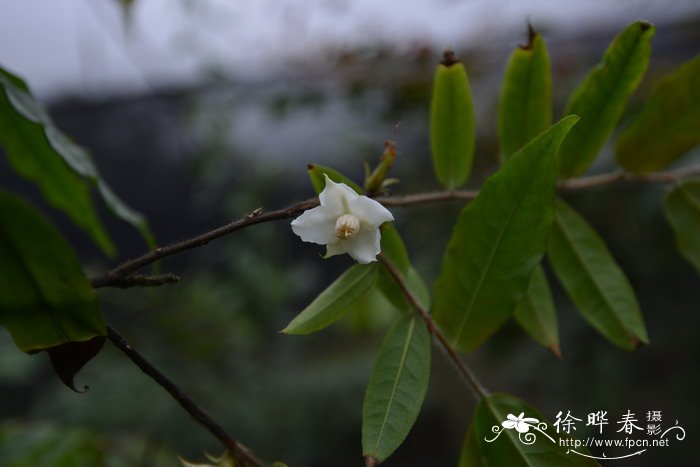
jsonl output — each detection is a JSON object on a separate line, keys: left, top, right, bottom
{"left": 513, "top": 264, "right": 560, "bottom": 357}
{"left": 0, "top": 67, "right": 154, "bottom": 254}
{"left": 458, "top": 417, "right": 486, "bottom": 467}
{"left": 430, "top": 51, "right": 476, "bottom": 189}
{"left": 376, "top": 224, "right": 430, "bottom": 312}
{"left": 0, "top": 193, "right": 105, "bottom": 390}
{"left": 281, "top": 264, "right": 378, "bottom": 334}
{"left": 558, "top": 21, "right": 655, "bottom": 178}
{"left": 664, "top": 179, "right": 700, "bottom": 273}
{"left": 362, "top": 314, "right": 431, "bottom": 463}
{"left": 548, "top": 199, "right": 648, "bottom": 350}
{"left": 307, "top": 164, "right": 363, "bottom": 195}
{"left": 473, "top": 393, "right": 599, "bottom": 466}
{"left": 499, "top": 29, "right": 553, "bottom": 162}
{"left": 433, "top": 116, "right": 578, "bottom": 352}
{"left": 616, "top": 55, "right": 700, "bottom": 173}
{"left": 0, "top": 192, "right": 105, "bottom": 351}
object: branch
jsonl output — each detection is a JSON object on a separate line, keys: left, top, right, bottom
{"left": 377, "top": 254, "right": 488, "bottom": 400}
{"left": 91, "top": 273, "right": 180, "bottom": 289}
{"left": 90, "top": 164, "right": 700, "bottom": 285}
{"left": 106, "top": 326, "right": 265, "bottom": 467}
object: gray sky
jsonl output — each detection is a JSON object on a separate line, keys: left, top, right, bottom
{"left": 1, "top": 0, "right": 698, "bottom": 99}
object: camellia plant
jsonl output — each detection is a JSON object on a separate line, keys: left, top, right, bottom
{"left": 0, "top": 19, "right": 699, "bottom": 466}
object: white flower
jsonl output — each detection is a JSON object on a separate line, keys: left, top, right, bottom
{"left": 291, "top": 175, "right": 394, "bottom": 263}
{"left": 502, "top": 413, "right": 540, "bottom": 433}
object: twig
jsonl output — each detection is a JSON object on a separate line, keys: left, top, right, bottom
{"left": 90, "top": 164, "right": 700, "bottom": 285}
{"left": 377, "top": 254, "right": 488, "bottom": 400}
{"left": 91, "top": 273, "right": 180, "bottom": 289}
{"left": 106, "top": 326, "right": 264, "bottom": 467}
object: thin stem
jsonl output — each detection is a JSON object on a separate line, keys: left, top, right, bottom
{"left": 91, "top": 273, "right": 180, "bottom": 289}
{"left": 377, "top": 254, "right": 488, "bottom": 400}
{"left": 90, "top": 164, "right": 700, "bottom": 285}
{"left": 106, "top": 326, "right": 264, "bottom": 467}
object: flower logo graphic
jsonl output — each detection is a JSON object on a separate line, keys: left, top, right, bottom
{"left": 502, "top": 412, "right": 540, "bottom": 433}
{"left": 485, "top": 412, "right": 555, "bottom": 446}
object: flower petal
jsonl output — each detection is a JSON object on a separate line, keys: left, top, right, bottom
{"left": 342, "top": 228, "right": 380, "bottom": 264}
{"left": 502, "top": 421, "right": 517, "bottom": 429}
{"left": 320, "top": 175, "right": 358, "bottom": 215}
{"left": 348, "top": 195, "right": 394, "bottom": 228}
{"left": 325, "top": 240, "right": 346, "bottom": 258}
{"left": 506, "top": 414, "right": 519, "bottom": 421}
{"left": 522, "top": 417, "right": 539, "bottom": 425}
{"left": 291, "top": 206, "right": 337, "bottom": 244}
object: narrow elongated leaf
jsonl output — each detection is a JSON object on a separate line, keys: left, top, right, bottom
{"left": 362, "top": 315, "right": 431, "bottom": 463}
{"left": 473, "top": 393, "right": 599, "bottom": 466}
{"left": 664, "top": 179, "right": 700, "bottom": 273}
{"left": 513, "top": 264, "right": 560, "bottom": 357}
{"left": 281, "top": 264, "right": 378, "bottom": 334}
{"left": 430, "top": 51, "right": 475, "bottom": 189}
{"left": 433, "top": 116, "right": 578, "bottom": 352}
{"left": 616, "top": 55, "right": 700, "bottom": 173}
{"left": 499, "top": 29, "right": 553, "bottom": 162}
{"left": 307, "top": 164, "right": 363, "bottom": 195}
{"left": 0, "top": 192, "right": 105, "bottom": 351}
{"left": 0, "top": 67, "right": 153, "bottom": 254}
{"left": 548, "top": 200, "right": 648, "bottom": 350}
{"left": 558, "top": 21, "right": 655, "bottom": 178}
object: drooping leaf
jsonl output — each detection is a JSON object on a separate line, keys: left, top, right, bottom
{"left": 433, "top": 116, "right": 578, "bottom": 352}
{"left": 548, "top": 199, "right": 648, "bottom": 350}
{"left": 307, "top": 164, "right": 363, "bottom": 195}
{"left": 430, "top": 50, "right": 476, "bottom": 189}
{"left": 281, "top": 264, "right": 378, "bottom": 334}
{"left": 558, "top": 21, "right": 655, "bottom": 178}
{"left": 513, "top": 264, "right": 560, "bottom": 357}
{"left": 0, "top": 67, "right": 154, "bottom": 254}
{"left": 616, "top": 55, "right": 700, "bottom": 173}
{"left": 664, "top": 179, "right": 700, "bottom": 273}
{"left": 0, "top": 193, "right": 106, "bottom": 388}
{"left": 473, "top": 393, "right": 599, "bottom": 466}
{"left": 499, "top": 28, "right": 553, "bottom": 162}
{"left": 362, "top": 314, "right": 431, "bottom": 463}
{"left": 47, "top": 336, "right": 105, "bottom": 393}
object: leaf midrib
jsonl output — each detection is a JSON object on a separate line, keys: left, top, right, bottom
{"left": 368, "top": 317, "right": 417, "bottom": 458}
{"left": 552, "top": 211, "right": 634, "bottom": 343}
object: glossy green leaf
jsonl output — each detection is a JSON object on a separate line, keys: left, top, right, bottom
{"left": 0, "top": 192, "right": 105, "bottom": 352}
{"left": 499, "top": 29, "right": 553, "bottom": 162}
{"left": 281, "top": 264, "right": 378, "bottom": 334}
{"left": 362, "top": 314, "right": 431, "bottom": 463}
{"left": 430, "top": 52, "right": 476, "bottom": 189}
{"left": 473, "top": 393, "right": 599, "bottom": 466}
{"left": 513, "top": 265, "right": 560, "bottom": 357}
{"left": 616, "top": 55, "right": 700, "bottom": 173}
{"left": 307, "top": 164, "right": 363, "bottom": 195}
{"left": 0, "top": 67, "right": 154, "bottom": 254}
{"left": 558, "top": 21, "right": 655, "bottom": 178}
{"left": 664, "top": 179, "right": 700, "bottom": 273}
{"left": 548, "top": 200, "right": 648, "bottom": 350}
{"left": 433, "top": 116, "right": 578, "bottom": 352}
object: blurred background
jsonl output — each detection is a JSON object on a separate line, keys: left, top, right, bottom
{"left": 0, "top": 0, "right": 699, "bottom": 465}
